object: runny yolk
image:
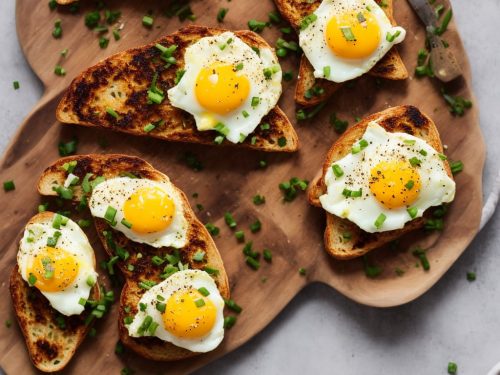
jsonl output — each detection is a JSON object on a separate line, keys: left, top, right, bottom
{"left": 27, "top": 247, "right": 79, "bottom": 292}
{"left": 162, "top": 289, "right": 216, "bottom": 339}
{"left": 369, "top": 160, "right": 421, "bottom": 209}
{"left": 123, "top": 186, "right": 175, "bottom": 234}
{"left": 195, "top": 64, "right": 250, "bottom": 115}
{"left": 326, "top": 10, "right": 381, "bottom": 59}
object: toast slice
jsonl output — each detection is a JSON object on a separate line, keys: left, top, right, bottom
{"left": 56, "top": 25, "right": 299, "bottom": 152}
{"left": 38, "top": 154, "right": 230, "bottom": 361}
{"left": 10, "top": 214, "right": 101, "bottom": 373}
{"left": 273, "top": 0, "right": 408, "bottom": 106}
{"left": 308, "top": 105, "right": 452, "bottom": 259}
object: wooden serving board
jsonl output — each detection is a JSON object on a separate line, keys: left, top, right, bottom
{"left": 0, "top": 0, "right": 484, "bottom": 373}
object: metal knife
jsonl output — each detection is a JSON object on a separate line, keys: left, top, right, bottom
{"left": 407, "top": 0, "right": 462, "bottom": 82}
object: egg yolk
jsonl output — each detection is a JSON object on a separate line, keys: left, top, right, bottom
{"left": 326, "top": 11, "right": 381, "bottom": 59}
{"left": 123, "top": 186, "right": 175, "bottom": 234}
{"left": 369, "top": 160, "right": 421, "bottom": 209}
{"left": 162, "top": 289, "right": 217, "bottom": 339}
{"left": 195, "top": 64, "right": 250, "bottom": 115}
{"left": 27, "top": 247, "right": 79, "bottom": 292}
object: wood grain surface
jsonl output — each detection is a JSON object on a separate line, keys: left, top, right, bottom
{"left": 0, "top": 0, "right": 484, "bottom": 373}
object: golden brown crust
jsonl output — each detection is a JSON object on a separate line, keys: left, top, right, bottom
{"left": 56, "top": 25, "right": 298, "bottom": 152}
{"left": 37, "top": 154, "right": 230, "bottom": 361}
{"left": 307, "top": 105, "right": 452, "bottom": 259}
{"left": 272, "top": 0, "right": 408, "bottom": 106}
{"left": 10, "top": 239, "right": 100, "bottom": 374}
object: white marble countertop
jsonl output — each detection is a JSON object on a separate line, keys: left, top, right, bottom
{"left": 1, "top": 1, "right": 499, "bottom": 374}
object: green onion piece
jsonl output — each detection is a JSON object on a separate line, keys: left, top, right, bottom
{"left": 151, "top": 256, "right": 164, "bottom": 266}
{"left": 47, "top": 231, "right": 62, "bottom": 247}
{"left": 143, "top": 123, "right": 156, "bottom": 133}
{"left": 120, "top": 218, "right": 133, "bottom": 229}
{"left": 413, "top": 247, "right": 430, "bottom": 270}
{"left": 340, "top": 26, "right": 356, "bottom": 41}
{"left": 299, "top": 13, "right": 318, "bottom": 30}
{"left": 404, "top": 139, "right": 416, "bottom": 146}
{"left": 268, "top": 11, "right": 281, "bottom": 23}
{"left": 224, "top": 212, "right": 237, "bottom": 229}
{"left": 323, "top": 66, "right": 331, "bottom": 78}
{"left": 28, "top": 273, "right": 37, "bottom": 286}
{"left": 352, "top": 139, "right": 368, "bottom": 154}
{"left": 106, "top": 107, "right": 119, "bottom": 119}
{"left": 223, "top": 316, "right": 237, "bottom": 329}
{"left": 203, "top": 266, "right": 220, "bottom": 276}
{"left": 99, "top": 37, "right": 109, "bottom": 49}
{"left": 253, "top": 194, "right": 265, "bottom": 205}
{"left": 250, "top": 219, "right": 261, "bottom": 233}
{"left": 263, "top": 249, "right": 272, "bottom": 262}
{"left": 242, "top": 110, "right": 249, "bottom": 118}
{"left": 363, "top": 255, "right": 382, "bottom": 278}
{"left": 466, "top": 271, "right": 476, "bottom": 282}
{"left": 156, "top": 302, "right": 166, "bottom": 313}
{"left": 38, "top": 203, "right": 49, "bottom": 213}
{"left": 104, "top": 206, "right": 117, "bottom": 225}
{"left": 123, "top": 316, "right": 133, "bottom": 325}
{"left": 53, "top": 185, "right": 73, "bottom": 200}
{"left": 425, "top": 218, "right": 444, "bottom": 231}
{"left": 193, "top": 250, "right": 206, "bottom": 262}
{"left": 86, "top": 275, "right": 95, "bottom": 287}
{"left": 3, "top": 180, "right": 15, "bottom": 192}
{"left": 248, "top": 19, "right": 268, "bottom": 33}
{"left": 405, "top": 180, "right": 415, "bottom": 190}
{"left": 438, "top": 153, "right": 448, "bottom": 161}
{"left": 142, "top": 15, "right": 154, "bottom": 27}
{"left": 235, "top": 230, "right": 245, "bottom": 242}
{"left": 278, "top": 137, "right": 287, "bottom": 147}
{"left": 281, "top": 27, "right": 292, "bottom": 34}
{"left": 251, "top": 97, "right": 261, "bottom": 107}
{"left": 78, "top": 298, "right": 87, "bottom": 306}
{"left": 217, "top": 8, "right": 228, "bottom": 22}
{"left": 283, "top": 71, "right": 294, "bottom": 81}
{"left": 419, "top": 149, "right": 428, "bottom": 156}
{"left": 374, "top": 213, "right": 387, "bottom": 229}
{"left": 435, "top": 9, "right": 452, "bottom": 36}
{"left": 330, "top": 113, "right": 348, "bottom": 134}
{"left": 205, "top": 223, "right": 220, "bottom": 236}
{"left": 386, "top": 30, "right": 401, "bottom": 42}
{"left": 407, "top": 207, "right": 418, "bottom": 219}
{"left": 139, "top": 303, "right": 147, "bottom": 312}
{"left": 214, "top": 122, "right": 229, "bottom": 136}
{"left": 194, "top": 298, "right": 206, "bottom": 308}
{"left": 127, "top": 264, "right": 134, "bottom": 271}
{"left": 138, "top": 280, "right": 157, "bottom": 290}
{"left": 137, "top": 316, "right": 153, "bottom": 335}
{"left": 214, "top": 135, "right": 225, "bottom": 145}
{"left": 450, "top": 160, "right": 463, "bottom": 175}
{"left": 332, "top": 164, "right": 344, "bottom": 178}
{"left": 224, "top": 299, "right": 242, "bottom": 313}
{"left": 245, "top": 256, "right": 260, "bottom": 270}
{"left": 357, "top": 12, "right": 366, "bottom": 23}
{"left": 54, "top": 65, "right": 66, "bottom": 76}
{"left": 13, "top": 81, "right": 20, "bottom": 90}
{"left": 447, "top": 362, "right": 458, "bottom": 374}
{"left": 195, "top": 288, "right": 210, "bottom": 298}
{"left": 409, "top": 157, "right": 421, "bottom": 167}
{"left": 298, "top": 267, "right": 306, "bottom": 276}
{"left": 342, "top": 188, "right": 362, "bottom": 198}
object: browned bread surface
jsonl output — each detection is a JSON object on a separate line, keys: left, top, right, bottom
{"left": 38, "top": 154, "right": 229, "bottom": 361}
{"left": 56, "top": 25, "right": 298, "bottom": 152}
{"left": 10, "top": 213, "right": 100, "bottom": 374}
{"left": 307, "top": 105, "right": 452, "bottom": 259}
{"left": 273, "top": 0, "right": 408, "bottom": 106}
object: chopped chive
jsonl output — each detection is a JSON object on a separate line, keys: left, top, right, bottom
{"left": 121, "top": 218, "right": 133, "bottom": 229}
{"left": 278, "top": 137, "right": 287, "bottom": 147}
{"left": 224, "top": 212, "right": 237, "bottom": 229}
{"left": 357, "top": 12, "right": 366, "bottom": 23}
{"left": 142, "top": 15, "right": 154, "bottom": 27}
{"left": 86, "top": 275, "right": 95, "bottom": 287}
{"left": 137, "top": 315, "right": 153, "bottom": 335}
{"left": 419, "top": 149, "right": 428, "bottom": 156}
{"left": 251, "top": 97, "right": 260, "bottom": 107}
{"left": 28, "top": 273, "right": 37, "bottom": 286}
{"left": 253, "top": 194, "right": 265, "bottom": 205}
{"left": 374, "top": 213, "right": 387, "bottom": 229}
{"left": 224, "top": 299, "right": 242, "bottom": 313}
{"left": 323, "top": 66, "right": 331, "bottom": 78}
{"left": 299, "top": 13, "right": 317, "bottom": 30}
{"left": 246, "top": 256, "right": 260, "bottom": 270}
{"left": 298, "top": 267, "right": 306, "bottom": 276}
{"left": 438, "top": 153, "right": 448, "bottom": 160}
{"left": 363, "top": 255, "right": 382, "bottom": 278}
{"left": 205, "top": 223, "right": 220, "bottom": 236}
{"left": 450, "top": 160, "right": 463, "bottom": 175}
{"left": 138, "top": 280, "right": 157, "bottom": 290}
{"left": 104, "top": 206, "right": 117, "bottom": 225}
{"left": 332, "top": 164, "right": 344, "bottom": 178}
{"left": 156, "top": 302, "right": 166, "bottom": 313}
{"left": 54, "top": 65, "right": 66, "bottom": 76}
{"left": 13, "top": 81, "right": 20, "bottom": 90}
{"left": 52, "top": 19, "right": 62, "bottom": 39}
{"left": 113, "top": 29, "right": 121, "bottom": 41}
{"left": 151, "top": 256, "right": 164, "bottom": 266}
{"left": 407, "top": 207, "right": 418, "bottom": 219}
{"left": 214, "top": 122, "right": 229, "bottom": 136}
{"left": 435, "top": 9, "right": 452, "bottom": 36}
{"left": 78, "top": 297, "right": 87, "bottom": 306}
{"left": 268, "top": 11, "right": 281, "bottom": 23}
{"left": 193, "top": 250, "right": 206, "bottom": 262}
{"left": 413, "top": 248, "right": 430, "bottom": 270}
{"left": 342, "top": 188, "right": 362, "bottom": 198}
{"left": 263, "top": 249, "right": 272, "bottom": 262}
{"left": 143, "top": 123, "right": 156, "bottom": 133}
{"left": 405, "top": 180, "right": 415, "bottom": 190}
{"left": 198, "top": 287, "right": 210, "bottom": 297}
{"left": 466, "top": 271, "right": 476, "bottom": 282}
{"left": 203, "top": 266, "right": 220, "bottom": 276}
{"left": 404, "top": 139, "right": 416, "bottom": 146}
{"left": 330, "top": 113, "right": 348, "bottom": 134}
{"left": 3, "top": 180, "right": 15, "bottom": 192}
{"left": 409, "top": 157, "right": 421, "bottom": 167}
{"left": 217, "top": 8, "right": 228, "bottom": 22}
{"left": 351, "top": 139, "right": 368, "bottom": 154}
{"left": 99, "top": 37, "right": 109, "bottom": 49}
{"left": 106, "top": 107, "right": 119, "bottom": 119}
{"left": 223, "top": 316, "right": 237, "bottom": 329}
{"left": 242, "top": 110, "right": 250, "bottom": 118}
{"left": 425, "top": 218, "right": 444, "bottom": 231}
{"left": 247, "top": 19, "right": 268, "bottom": 33}
{"left": 447, "top": 362, "right": 457, "bottom": 374}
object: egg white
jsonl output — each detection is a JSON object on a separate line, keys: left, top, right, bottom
{"left": 127, "top": 269, "right": 225, "bottom": 353}
{"left": 299, "top": 0, "right": 406, "bottom": 83}
{"left": 167, "top": 32, "right": 282, "bottom": 144}
{"left": 319, "top": 122, "right": 456, "bottom": 233}
{"left": 17, "top": 215, "right": 98, "bottom": 316}
{"left": 89, "top": 177, "right": 188, "bottom": 249}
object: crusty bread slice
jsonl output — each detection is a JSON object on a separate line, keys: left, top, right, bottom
{"left": 56, "top": 25, "right": 299, "bottom": 152}
{"left": 37, "top": 154, "right": 230, "bottom": 361}
{"left": 308, "top": 105, "right": 452, "bottom": 260}
{"left": 273, "top": 0, "right": 408, "bottom": 106}
{"left": 10, "top": 212, "right": 100, "bottom": 373}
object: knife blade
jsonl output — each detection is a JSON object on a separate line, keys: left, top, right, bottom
{"left": 407, "top": 0, "right": 462, "bottom": 82}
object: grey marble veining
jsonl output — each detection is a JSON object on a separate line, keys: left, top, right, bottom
{"left": 1, "top": 0, "right": 498, "bottom": 374}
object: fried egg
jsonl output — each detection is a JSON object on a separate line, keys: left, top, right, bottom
{"left": 319, "top": 122, "right": 455, "bottom": 233}
{"left": 299, "top": 0, "right": 406, "bottom": 83}
{"left": 127, "top": 269, "right": 225, "bottom": 352}
{"left": 17, "top": 213, "right": 98, "bottom": 316}
{"left": 89, "top": 177, "right": 188, "bottom": 248}
{"left": 167, "top": 32, "right": 282, "bottom": 144}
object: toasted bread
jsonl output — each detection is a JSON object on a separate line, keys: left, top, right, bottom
{"left": 37, "top": 154, "right": 230, "bottom": 361}
{"left": 55, "top": 0, "right": 76, "bottom": 4}
{"left": 273, "top": 0, "right": 408, "bottom": 106}
{"left": 10, "top": 212, "right": 101, "bottom": 373}
{"left": 308, "top": 105, "right": 452, "bottom": 259}
{"left": 56, "top": 25, "right": 299, "bottom": 152}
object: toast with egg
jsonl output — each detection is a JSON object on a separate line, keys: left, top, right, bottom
{"left": 273, "top": 0, "right": 408, "bottom": 106}
{"left": 56, "top": 25, "right": 299, "bottom": 152}
{"left": 37, "top": 154, "right": 230, "bottom": 360}
{"left": 308, "top": 105, "right": 452, "bottom": 259}
{"left": 10, "top": 212, "right": 101, "bottom": 373}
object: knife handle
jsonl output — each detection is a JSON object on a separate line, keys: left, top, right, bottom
{"left": 427, "top": 28, "right": 462, "bottom": 82}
